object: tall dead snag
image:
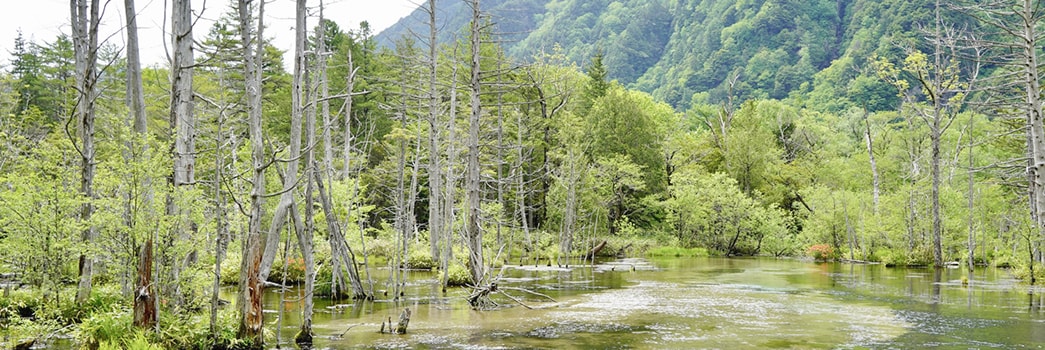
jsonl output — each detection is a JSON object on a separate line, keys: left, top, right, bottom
{"left": 874, "top": 1, "right": 979, "bottom": 267}
{"left": 236, "top": 0, "right": 267, "bottom": 344}
{"left": 166, "top": 0, "right": 196, "bottom": 308}
{"left": 958, "top": 0, "right": 1045, "bottom": 282}
{"left": 71, "top": 0, "right": 101, "bottom": 305}
{"left": 171, "top": 0, "right": 195, "bottom": 187}
{"left": 125, "top": 0, "right": 156, "bottom": 329}
{"left": 424, "top": 0, "right": 445, "bottom": 267}
{"left": 341, "top": 46, "right": 357, "bottom": 180}
{"left": 259, "top": 0, "right": 309, "bottom": 281}
{"left": 864, "top": 111, "right": 880, "bottom": 215}
{"left": 465, "top": 0, "right": 487, "bottom": 296}
{"left": 294, "top": 0, "right": 316, "bottom": 344}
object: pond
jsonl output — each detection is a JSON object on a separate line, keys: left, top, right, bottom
{"left": 263, "top": 257, "right": 1045, "bottom": 349}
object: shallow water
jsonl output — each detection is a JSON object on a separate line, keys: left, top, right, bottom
{"left": 262, "top": 257, "right": 1045, "bottom": 349}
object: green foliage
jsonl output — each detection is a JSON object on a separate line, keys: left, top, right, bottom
{"left": 446, "top": 264, "right": 473, "bottom": 287}
{"left": 667, "top": 170, "right": 787, "bottom": 255}
{"left": 406, "top": 250, "right": 436, "bottom": 270}
{"left": 77, "top": 308, "right": 133, "bottom": 349}
{"left": 0, "top": 135, "right": 83, "bottom": 293}
{"left": 76, "top": 308, "right": 241, "bottom": 350}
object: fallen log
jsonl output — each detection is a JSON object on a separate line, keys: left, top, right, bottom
{"left": 584, "top": 240, "right": 607, "bottom": 260}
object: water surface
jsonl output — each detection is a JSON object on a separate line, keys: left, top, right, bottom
{"left": 265, "top": 257, "right": 1045, "bottom": 349}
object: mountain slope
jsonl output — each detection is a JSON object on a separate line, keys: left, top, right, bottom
{"left": 377, "top": 0, "right": 942, "bottom": 110}
{"left": 374, "top": 0, "right": 549, "bottom": 49}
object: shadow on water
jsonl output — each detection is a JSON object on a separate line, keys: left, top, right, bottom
{"left": 258, "top": 257, "right": 1044, "bottom": 349}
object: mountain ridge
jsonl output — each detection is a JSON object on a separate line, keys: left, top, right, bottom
{"left": 376, "top": 0, "right": 939, "bottom": 111}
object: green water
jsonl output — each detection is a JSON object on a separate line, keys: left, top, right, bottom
{"left": 264, "top": 257, "right": 1045, "bottom": 349}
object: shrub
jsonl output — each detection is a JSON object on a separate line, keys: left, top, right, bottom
{"left": 270, "top": 257, "right": 307, "bottom": 284}
{"left": 77, "top": 308, "right": 133, "bottom": 349}
{"left": 219, "top": 254, "right": 242, "bottom": 285}
{"left": 406, "top": 250, "right": 436, "bottom": 270}
{"left": 446, "top": 264, "right": 472, "bottom": 287}
{"left": 807, "top": 244, "right": 836, "bottom": 261}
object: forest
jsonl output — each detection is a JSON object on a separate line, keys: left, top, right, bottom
{"left": 1, "top": 0, "right": 1044, "bottom": 348}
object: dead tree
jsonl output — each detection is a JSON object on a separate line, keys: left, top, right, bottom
{"left": 957, "top": 0, "right": 1045, "bottom": 281}
{"left": 464, "top": 0, "right": 487, "bottom": 295}
{"left": 71, "top": 0, "right": 102, "bottom": 305}
{"left": 124, "top": 0, "right": 157, "bottom": 330}
{"left": 294, "top": 0, "right": 316, "bottom": 344}
{"left": 165, "top": 0, "right": 197, "bottom": 308}
{"left": 423, "top": 0, "right": 446, "bottom": 266}
{"left": 236, "top": 0, "right": 268, "bottom": 344}
{"left": 259, "top": 0, "right": 310, "bottom": 283}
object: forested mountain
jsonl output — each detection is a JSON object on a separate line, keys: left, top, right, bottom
{"left": 379, "top": 0, "right": 962, "bottom": 110}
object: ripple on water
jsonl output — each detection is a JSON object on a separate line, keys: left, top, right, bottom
{"left": 537, "top": 279, "right": 909, "bottom": 348}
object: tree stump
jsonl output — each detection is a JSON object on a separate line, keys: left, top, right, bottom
{"left": 380, "top": 308, "right": 412, "bottom": 334}
{"left": 394, "top": 308, "right": 411, "bottom": 334}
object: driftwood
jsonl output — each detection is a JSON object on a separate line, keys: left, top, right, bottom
{"left": 499, "top": 286, "right": 558, "bottom": 309}
{"left": 468, "top": 282, "right": 558, "bottom": 310}
{"left": 468, "top": 283, "right": 499, "bottom": 309}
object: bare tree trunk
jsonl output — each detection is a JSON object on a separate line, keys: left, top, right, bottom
{"left": 210, "top": 104, "right": 228, "bottom": 335}
{"left": 237, "top": 0, "right": 266, "bottom": 344}
{"left": 318, "top": 2, "right": 334, "bottom": 179}
{"left": 72, "top": 0, "right": 101, "bottom": 305}
{"left": 125, "top": 0, "right": 157, "bottom": 329}
{"left": 296, "top": 2, "right": 315, "bottom": 344}
{"left": 442, "top": 63, "right": 460, "bottom": 290}
{"left": 260, "top": 0, "right": 308, "bottom": 282}
{"left": 516, "top": 111, "right": 531, "bottom": 259}
{"left": 465, "top": 0, "right": 486, "bottom": 290}
{"left": 865, "top": 115, "right": 879, "bottom": 215}
{"left": 1020, "top": 1, "right": 1045, "bottom": 276}
{"left": 425, "top": 0, "right": 444, "bottom": 266}
{"left": 843, "top": 195, "right": 856, "bottom": 261}
{"left": 165, "top": 0, "right": 197, "bottom": 309}
{"left": 968, "top": 119, "right": 976, "bottom": 272}
{"left": 561, "top": 148, "right": 579, "bottom": 261}
{"left": 342, "top": 49, "right": 356, "bottom": 180}
{"left": 296, "top": 0, "right": 316, "bottom": 343}
{"left": 171, "top": 0, "right": 195, "bottom": 187}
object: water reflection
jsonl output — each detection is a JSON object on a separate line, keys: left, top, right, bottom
{"left": 258, "top": 258, "right": 1043, "bottom": 349}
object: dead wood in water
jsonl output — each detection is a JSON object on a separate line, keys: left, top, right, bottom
{"left": 468, "top": 282, "right": 558, "bottom": 310}
{"left": 585, "top": 240, "right": 607, "bottom": 259}
{"left": 378, "top": 308, "right": 412, "bottom": 334}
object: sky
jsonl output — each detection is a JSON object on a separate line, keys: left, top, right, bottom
{"left": 0, "top": 0, "right": 419, "bottom": 68}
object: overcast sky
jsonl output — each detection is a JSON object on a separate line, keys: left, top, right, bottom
{"left": 0, "top": 0, "right": 419, "bottom": 68}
